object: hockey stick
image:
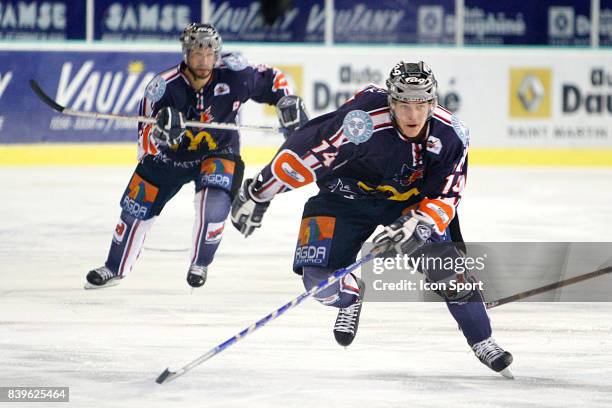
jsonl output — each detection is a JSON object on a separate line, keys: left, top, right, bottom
{"left": 155, "top": 252, "right": 375, "bottom": 384}
{"left": 486, "top": 265, "right": 612, "bottom": 309}
{"left": 29, "top": 80, "right": 281, "bottom": 133}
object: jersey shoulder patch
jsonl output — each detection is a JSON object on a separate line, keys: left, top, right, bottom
{"left": 144, "top": 75, "right": 167, "bottom": 102}
{"left": 450, "top": 114, "right": 469, "bottom": 146}
{"left": 342, "top": 110, "right": 374, "bottom": 145}
{"left": 219, "top": 52, "right": 248, "bottom": 71}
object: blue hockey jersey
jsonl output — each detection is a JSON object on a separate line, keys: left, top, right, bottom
{"left": 137, "top": 52, "right": 291, "bottom": 163}
{"left": 252, "top": 84, "right": 469, "bottom": 234}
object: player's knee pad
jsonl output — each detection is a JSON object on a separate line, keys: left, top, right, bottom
{"left": 119, "top": 171, "right": 161, "bottom": 220}
{"left": 198, "top": 154, "right": 244, "bottom": 200}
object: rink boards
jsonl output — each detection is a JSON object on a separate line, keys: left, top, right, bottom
{"left": 1, "top": 144, "right": 611, "bottom": 166}
{"left": 0, "top": 43, "right": 611, "bottom": 165}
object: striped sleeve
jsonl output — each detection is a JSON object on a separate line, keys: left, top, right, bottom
{"left": 137, "top": 67, "right": 181, "bottom": 161}
{"left": 416, "top": 106, "right": 469, "bottom": 234}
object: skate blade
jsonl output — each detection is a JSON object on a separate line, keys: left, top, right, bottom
{"left": 499, "top": 367, "right": 514, "bottom": 379}
{"left": 84, "top": 277, "right": 121, "bottom": 290}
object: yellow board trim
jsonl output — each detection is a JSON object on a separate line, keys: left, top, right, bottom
{"left": 0, "top": 144, "right": 611, "bottom": 167}
{"left": 469, "top": 148, "right": 612, "bottom": 167}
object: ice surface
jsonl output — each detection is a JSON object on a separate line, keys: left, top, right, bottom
{"left": 1, "top": 166, "right": 611, "bottom": 407}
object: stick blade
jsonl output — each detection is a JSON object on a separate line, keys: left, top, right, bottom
{"left": 29, "top": 79, "right": 65, "bottom": 113}
{"left": 156, "top": 368, "right": 176, "bottom": 384}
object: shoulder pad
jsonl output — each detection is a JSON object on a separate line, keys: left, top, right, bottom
{"left": 220, "top": 52, "right": 248, "bottom": 71}
{"left": 144, "top": 75, "right": 167, "bottom": 103}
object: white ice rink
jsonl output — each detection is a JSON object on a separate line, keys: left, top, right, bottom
{"left": 2, "top": 165, "right": 612, "bottom": 407}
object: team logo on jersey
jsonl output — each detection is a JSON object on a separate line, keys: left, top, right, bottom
{"left": 222, "top": 53, "right": 248, "bottom": 71}
{"left": 509, "top": 68, "right": 552, "bottom": 118}
{"left": 342, "top": 110, "right": 374, "bottom": 145}
{"left": 214, "top": 83, "right": 230, "bottom": 96}
{"left": 426, "top": 135, "right": 443, "bottom": 154}
{"left": 200, "top": 158, "right": 235, "bottom": 191}
{"left": 451, "top": 115, "right": 469, "bottom": 146}
{"left": 121, "top": 174, "right": 159, "bottom": 219}
{"left": 144, "top": 75, "right": 166, "bottom": 102}
{"left": 205, "top": 221, "right": 225, "bottom": 244}
{"left": 294, "top": 216, "right": 336, "bottom": 268}
{"left": 199, "top": 106, "right": 214, "bottom": 123}
{"left": 393, "top": 164, "right": 424, "bottom": 186}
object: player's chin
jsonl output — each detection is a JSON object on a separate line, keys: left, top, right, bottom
{"left": 401, "top": 125, "right": 421, "bottom": 138}
{"left": 193, "top": 68, "right": 212, "bottom": 80}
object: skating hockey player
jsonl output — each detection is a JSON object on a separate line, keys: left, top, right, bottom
{"left": 231, "top": 61, "right": 513, "bottom": 378}
{"left": 86, "top": 23, "right": 308, "bottom": 290}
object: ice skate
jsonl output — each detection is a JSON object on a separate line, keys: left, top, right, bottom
{"left": 186, "top": 264, "right": 207, "bottom": 288}
{"left": 85, "top": 266, "right": 121, "bottom": 289}
{"left": 472, "top": 337, "right": 514, "bottom": 379}
{"left": 333, "top": 278, "right": 365, "bottom": 347}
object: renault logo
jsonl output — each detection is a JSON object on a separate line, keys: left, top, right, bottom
{"left": 517, "top": 75, "right": 545, "bottom": 112}
{"left": 509, "top": 68, "right": 552, "bottom": 118}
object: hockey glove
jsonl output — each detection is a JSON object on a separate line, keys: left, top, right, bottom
{"left": 371, "top": 212, "right": 434, "bottom": 257}
{"left": 151, "top": 107, "right": 186, "bottom": 146}
{"left": 231, "top": 178, "right": 271, "bottom": 238}
{"left": 276, "top": 95, "right": 309, "bottom": 139}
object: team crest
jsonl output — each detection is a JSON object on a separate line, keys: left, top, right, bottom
{"left": 451, "top": 115, "right": 469, "bottom": 146}
{"left": 342, "top": 110, "right": 373, "bottom": 145}
{"left": 144, "top": 75, "right": 166, "bottom": 102}
{"left": 393, "top": 164, "right": 424, "bottom": 186}
{"left": 200, "top": 106, "right": 214, "bottom": 123}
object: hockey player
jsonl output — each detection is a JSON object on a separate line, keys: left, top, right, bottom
{"left": 231, "top": 61, "right": 513, "bottom": 377}
{"left": 86, "top": 23, "right": 307, "bottom": 289}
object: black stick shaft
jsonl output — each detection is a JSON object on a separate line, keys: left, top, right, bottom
{"left": 486, "top": 266, "right": 612, "bottom": 308}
